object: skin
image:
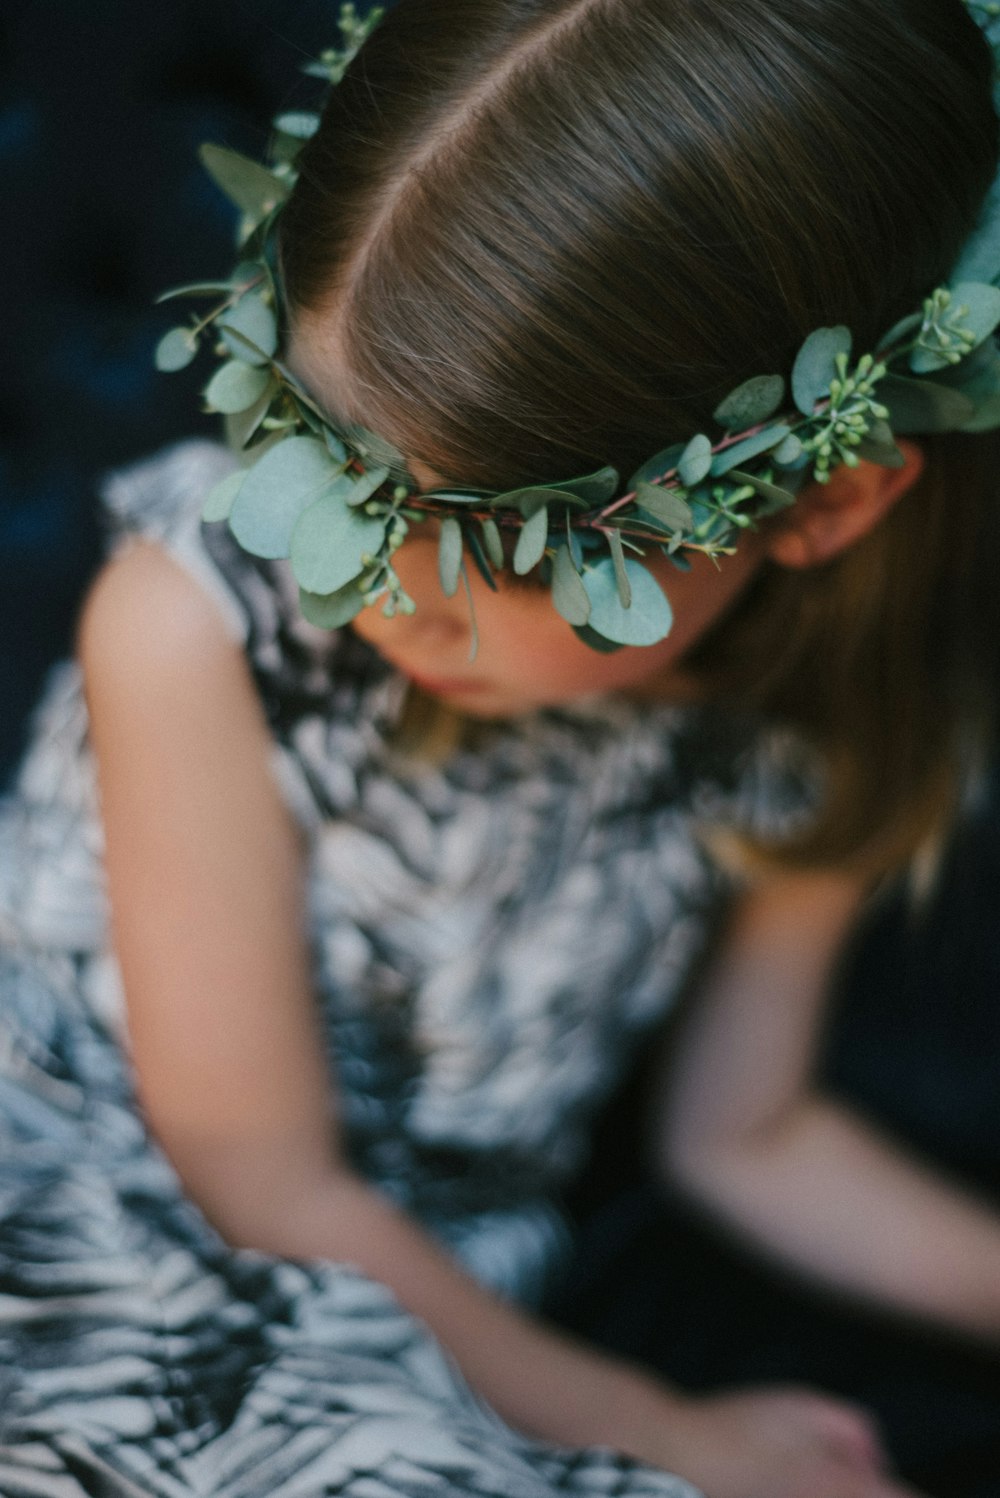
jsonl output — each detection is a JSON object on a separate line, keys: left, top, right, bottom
{"left": 351, "top": 523, "right": 767, "bottom": 717}
{"left": 74, "top": 316, "right": 944, "bottom": 1494}
{"left": 287, "top": 325, "right": 770, "bottom": 717}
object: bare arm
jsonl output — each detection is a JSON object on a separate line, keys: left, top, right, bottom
{"left": 78, "top": 543, "right": 917, "bottom": 1498}
{"left": 77, "top": 542, "right": 671, "bottom": 1455}
{"left": 656, "top": 870, "right": 1000, "bottom": 1344}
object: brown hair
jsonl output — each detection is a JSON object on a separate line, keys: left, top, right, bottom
{"left": 279, "top": 0, "right": 1000, "bottom": 873}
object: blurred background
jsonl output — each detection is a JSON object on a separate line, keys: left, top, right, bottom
{"left": 2, "top": 3, "right": 999, "bottom": 1491}
{"left": 0, "top": 0, "right": 351, "bottom": 782}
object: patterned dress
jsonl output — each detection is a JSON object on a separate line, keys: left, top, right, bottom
{"left": 0, "top": 441, "right": 805, "bottom": 1498}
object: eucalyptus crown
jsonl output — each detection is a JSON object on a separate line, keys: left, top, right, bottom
{"left": 157, "top": 1, "right": 1000, "bottom": 652}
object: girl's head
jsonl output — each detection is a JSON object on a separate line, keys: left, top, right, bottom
{"left": 277, "top": 0, "right": 1000, "bottom": 871}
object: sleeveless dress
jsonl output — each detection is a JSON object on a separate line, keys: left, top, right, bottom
{"left": 0, "top": 441, "right": 808, "bottom": 1498}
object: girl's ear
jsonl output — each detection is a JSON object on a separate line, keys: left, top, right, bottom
{"left": 763, "top": 439, "right": 925, "bottom": 569}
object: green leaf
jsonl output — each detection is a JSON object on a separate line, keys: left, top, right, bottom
{"left": 465, "top": 527, "right": 500, "bottom": 591}
{"left": 299, "top": 582, "right": 366, "bottom": 630}
{"left": 514, "top": 504, "right": 549, "bottom": 574}
{"left": 877, "top": 311, "right": 923, "bottom": 353}
{"left": 500, "top": 486, "right": 587, "bottom": 516}
{"left": 791, "top": 326, "right": 852, "bottom": 416}
{"left": 551, "top": 545, "right": 591, "bottom": 626}
{"left": 424, "top": 489, "right": 494, "bottom": 506}
{"left": 773, "top": 433, "right": 805, "bottom": 468}
{"left": 878, "top": 374, "right": 976, "bottom": 434}
{"left": 198, "top": 144, "right": 290, "bottom": 220}
{"left": 713, "top": 374, "right": 785, "bottom": 430}
{"left": 230, "top": 435, "right": 342, "bottom": 558}
{"left": 581, "top": 557, "right": 674, "bottom": 646}
{"left": 711, "top": 425, "right": 792, "bottom": 476}
{"left": 324, "top": 427, "right": 348, "bottom": 464}
{"left": 480, "top": 518, "right": 505, "bottom": 569}
{"left": 219, "top": 295, "right": 278, "bottom": 365}
{"left": 540, "top": 466, "right": 620, "bottom": 504}
{"left": 634, "top": 483, "right": 693, "bottom": 530}
{"left": 156, "top": 280, "right": 239, "bottom": 303}
{"left": 854, "top": 436, "right": 906, "bottom": 467}
{"left": 566, "top": 518, "right": 584, "bottom": 571}
{"left": 852, "top": 417, "right": 905, "bottom": 468}
{"left": 627, "top": 444, "right": 685, "bottom": 490}
{"left": 204, "top": 360, "right": 272, "bottom": 414}
{"left": 155, "top": 327, "right": 199, "bottom": 372}
{"left": 608, "top": 529, "right": 632, "bottom": 608}
{"left": 438, "top": 517, "right": 463, "bottom": 597}
{"left": 572, "top": 625, "right": 625, "bottom": 654}
{"left": 225, "top": 384, "right": 277, "bottom": 450}
{"left": 341, "top": 421, "right": 409, "bottom": 479}
{"left": 273, "top": 111, "right": 320, "bottom": 140}
{"left": 201, "top": 470, "right": 246, "bottom": 523}
{"left": 951, "top": 281, "right": 1000, "bottom": 346}
{"left": 290, "top": 491, "right": 386, "bottom": 595}
{"left": 726, "top": 469, "right": 797, "bottom": 513}
{"left": 960, "top": 391, "right": 1000, "bottom": 433}
{"left": 345, "top": 465, "right": 390, "bottom": 507}
{"left": 909, "top": 345, "right": 956, "bottom": 375}
{"left": 949, "top": 178, "right": 1000, "bottom": 286}
{"left": 677, "top": 434, "right": 713, "bottom": 487}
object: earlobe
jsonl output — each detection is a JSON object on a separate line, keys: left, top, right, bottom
{"left": 764, "top": 439, "right": 926, "bottom": 570}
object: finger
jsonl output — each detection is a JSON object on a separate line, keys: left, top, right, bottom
{"left": 805, "top": 1396, "right": 889, "bottom": 1471}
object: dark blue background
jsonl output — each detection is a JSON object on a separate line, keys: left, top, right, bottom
{"left": 1, "top": 0, "right": 353, "bottom": 780}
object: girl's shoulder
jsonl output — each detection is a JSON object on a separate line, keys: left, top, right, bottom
{"left": 95, "top": 440, "right": 374, "bottom": 726}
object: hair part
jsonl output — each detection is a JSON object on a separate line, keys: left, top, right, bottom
{"left": 279, "top": 0, "right": 1000, "bottom": 875}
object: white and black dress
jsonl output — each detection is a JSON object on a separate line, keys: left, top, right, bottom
{"left": 0, "top": 441, "right": 804, "bottom": 1498}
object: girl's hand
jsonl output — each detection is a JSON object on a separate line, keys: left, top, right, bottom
{"left": 655, "top": 1385, "right": 922, "bottom": 1498}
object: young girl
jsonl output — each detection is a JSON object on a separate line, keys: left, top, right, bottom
{"left": 3, "top": 1, "right": 1000, "bottom": 1495}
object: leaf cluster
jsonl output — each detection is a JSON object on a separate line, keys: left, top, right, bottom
{"left": 153, "top": 0, "right": 1000, "bottom": 654}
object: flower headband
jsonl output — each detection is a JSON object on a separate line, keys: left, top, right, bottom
{"left": 156, "top": 0, "right": 1000, "bottom": 652}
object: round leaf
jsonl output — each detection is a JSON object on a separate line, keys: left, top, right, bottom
{"left": 299, "top": 582, "right": 366, "bottom": 630}
{"left": 205, "top": 359, "right": 271, "bottom": 415}
{"left": 713, "top": 375, "right": 785, "bottom": 431}
{"left": 290, "top": 491, "right": 386, "bottom": 595}
{"left": 951, "top": 281, "right": 1000, "bottom": 347}
{"left": 274, "top": 111, "right": 320, "bottom": 140}
{"left": 551, "top": 546, "right": 590, "bottom": 626}
{"left": 155, "top": 327, "right": 199, "bottom": 372}
{"left": 230, "top": 436, "right": 342, "bottom": 558}
{"left": 582, "top": 557, "right": 674, "bottom": 646}
{"left": 219, "top": 295, "right": 278, "bottom": 365}
{"left": 791, "top": 326, "right": 852, "bottom": 416}
{"left": 773, "top": 433, "right": 805, "bottom": 468}
{"left": 513, "top": 505, "right": 549, "bottom": 574}
{"left": 202, "top": 470, "right": 246, "bottom": 524}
